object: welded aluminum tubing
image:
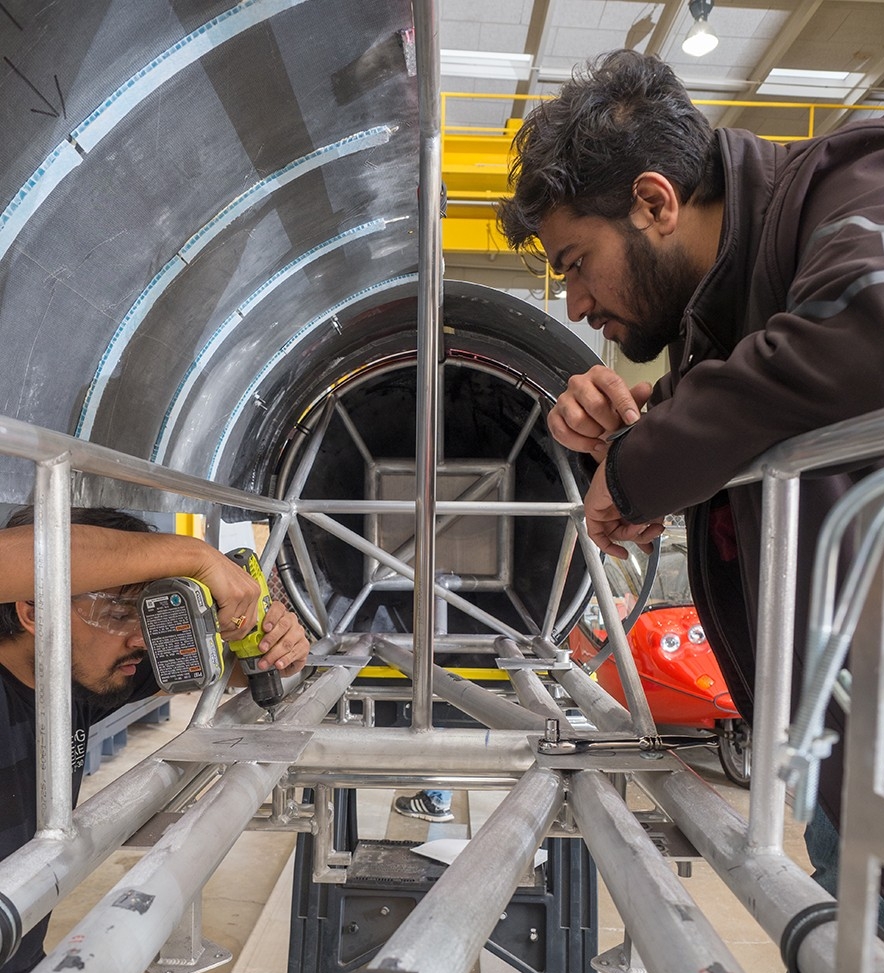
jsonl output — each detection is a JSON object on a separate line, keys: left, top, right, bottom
{"left": 748, "top": 470, "right": 799, "bottom": 852}
{"left": 545, "top": 434, "right": 657, "bottom": 735}
{"left": 649, "top": 767, "right": 884, "bottom": 972}
{"left": 729, "top": 406, "right": 884, "bottom": 484}
{"left": 531, "top": 640, "right": 884, "bottom": 970}
{"left": 570, "top": 770, "right": 746, "bottom": 973}
{"left": 260, "top": 510, "right": 293, "bottom": 573}
{"left": 293, "top": 498, "right": 577, "bottom": 515}
{"left": 788, "top": 471, "right": 884, "bottom": 821}
{"left": 37, "top": 662, "right": 362, "bottom": 973}
{"left": 0, "top": 641, "right": 347, "bottom": 959}
{"left": 0, "top": 755, "right": 205, "bottom": 958}
{"left": 367, "top": 766, "right": 564, "bottom": 973}
{"left": 373, "top": 637, "right": 546, "bottom": 730}
{"left": 495, "top": 637, "right": 572, "bottom": 721}
{"left": 372, "top": 468, "right": 506, "bottom": 584}
{"left": 581, "top": 541, "right": 656, "bottom": 736}
{"left": 541, "top": 518, "right": 577, "bottom": 639}
{"left": 33, "top": 457, "right": 74, "bottom": 836}
{"left": 302, "top": 510, "right": 524, "bottom": 640}
{"left": 412, "top": 0, "right": 443, "bottom": 733}
{"left": 836, "top": 552, "right": 884, "bottom": 972}
{"left": 284, "top": 515, "right": 329, "bottom": 635}
{"left": 288, "top": 724, "right": 536, "bottom": 777}
{"left": 531, "top": 636, "right": 635, "bottom": 732}
{"left": 0, "top": 412, "right": 290, "bottom": 514}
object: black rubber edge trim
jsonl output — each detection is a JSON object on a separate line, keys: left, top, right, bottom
{"left": 0, "top": 890, "right": 22, "bottom": 965}
{"left": 780, "top": 902, "right": 838, "bottom": 972}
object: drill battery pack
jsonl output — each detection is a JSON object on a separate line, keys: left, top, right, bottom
{"left": 139, "top": 577, "right": 226, "bottom": 693}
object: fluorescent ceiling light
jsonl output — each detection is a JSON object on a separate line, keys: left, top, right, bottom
{"left": 440, "top": 50, "right": 532, "bottom": 82}
{"left": 757, "top": 68, "right": 865, "bottom": 99}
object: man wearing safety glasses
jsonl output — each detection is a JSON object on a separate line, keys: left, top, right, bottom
{"left": 0, "top": 505, "right": 310, "bottom": 973}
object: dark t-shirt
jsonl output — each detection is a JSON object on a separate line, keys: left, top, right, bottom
{"left": 0, "top": 660, "right": 158, "bottom": 972}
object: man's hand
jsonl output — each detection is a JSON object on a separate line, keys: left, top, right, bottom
{"left": 585, "top": 460, "right": 664, "bottom": 559}
{"left": 548, "top": 365, "right": 652, "bottom": 456}
{"left": 191, "top": 546, "right": 263, "bottom": 638}
{"left": 254, "top": 601, "right": 311, "bottom": 676}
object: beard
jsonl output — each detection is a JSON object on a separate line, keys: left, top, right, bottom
{"left": 72, "top": 678, "right": 136, "bottom": 708}
{"left": 612, "top": 224, "right": 704, "bottom": 364}
{"left": 72, "top": 652, "right": 145, "bottom": 708}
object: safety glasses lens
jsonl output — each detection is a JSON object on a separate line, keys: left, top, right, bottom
{"left": 73, "top": 592, "right": 142, "bottom": 635}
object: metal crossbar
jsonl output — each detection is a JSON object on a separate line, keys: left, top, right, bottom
{"left": 4, "top": 414, "right": 884, "bottom": 973}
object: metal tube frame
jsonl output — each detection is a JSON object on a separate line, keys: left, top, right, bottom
{"left": 748, "top": 468, "right": 799, "bottom": 853}
{"left": 39, "top": 661, "right": 364, "bottom": 973}
{"left": 2, "top": 346, "right": 884, "bottom": 971}
{"left": 367, "top": 765, "right": 565, "bottom": 973}
{"left": 271, "top": 351, "right": 592, "bottom": 650}
{"left": 570, "top": 769, "right": 746, "bottom": 973}
{"left": 836, "top": 530, "right": 884, "bottom": 972}
{"left": 411, "top": 0, "right": 443, "bottom": 733}
{"left": 33, "top": 455, "right": 74, "bottom": 837}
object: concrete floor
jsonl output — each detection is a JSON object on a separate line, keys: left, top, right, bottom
{"left": 45, "top": 693, "right": 813, "bottom": 972}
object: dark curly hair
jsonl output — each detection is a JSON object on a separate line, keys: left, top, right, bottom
{"left": 498, "top": 49, "right": 724, "bottom": 254}
{"left": 0, "top": 506, "right": 154, "bottom": 641}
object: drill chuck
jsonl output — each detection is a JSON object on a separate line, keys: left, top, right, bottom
{"left": 242, "top": 664, "right": 284, "bottom": 710}
{"left": 226, "top": 547, "right": 285, "bottom": 710}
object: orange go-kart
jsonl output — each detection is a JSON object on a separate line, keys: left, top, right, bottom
{"left": 568, "top": 530, "right": 752, "bottom": 787}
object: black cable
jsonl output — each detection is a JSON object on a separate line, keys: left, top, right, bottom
{"left": 0, "top": 890, "right": 21, "bottom": 965}
{"left": 780, "top": 902, "right": 838, "bottom": 972}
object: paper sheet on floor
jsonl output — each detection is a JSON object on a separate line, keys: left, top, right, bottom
{"left": 412, "top": 838, "right": 547, "bottom": 869}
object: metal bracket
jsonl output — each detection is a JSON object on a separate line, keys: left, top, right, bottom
{"left": 496, "top": 648, "right": 572, "bottom": 672}
{"left": 146, "top": 900, "right": 232, "bottom": 973}
{"left": 591, "top": 941, "right": 647, "bottom": 972}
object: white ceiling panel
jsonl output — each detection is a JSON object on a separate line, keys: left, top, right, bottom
{"left": 437, "top": 0, "right": 884, "bottom": 137}
{"left": 555, "top": 0, "right": 609, "bottom": 29}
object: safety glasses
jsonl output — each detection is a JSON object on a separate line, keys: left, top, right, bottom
{"left": 71, "top": 591, "right": 143, "bottom": 637}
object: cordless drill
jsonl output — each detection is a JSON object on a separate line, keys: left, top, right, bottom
{"left": 224, "top": 547, "right": 284, "bottom": 712}
{"left": 138, "top": 547, "right": 285, "bottom": 715}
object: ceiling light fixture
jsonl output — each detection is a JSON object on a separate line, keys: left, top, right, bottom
{"left": 681, "top": 0, "right": 719, "bottom": 58}
{"left": 440, "top": 50, "right": 532, "bottom": 82}
{"left": 756, "top": 68, "right": 863, "bottom": 99}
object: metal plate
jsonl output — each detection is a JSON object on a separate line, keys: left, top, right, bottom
{"left": 347, "top": 839, "right": 542, "bottom": 890}
{"left": 124, "top": 811, "right": 184, "bottom": 849}
{"left": 157, "top": 725, "right": 314, "bottom": 764}
{"left": 633, "top": 813, "right": 701, "bottom": 860}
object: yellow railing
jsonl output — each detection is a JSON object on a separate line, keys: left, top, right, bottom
{"left": 442, "top": 90, "right": 884, "bottom": 143}
{"left": 692, "top": 98, "right": 884, "bottom": 142}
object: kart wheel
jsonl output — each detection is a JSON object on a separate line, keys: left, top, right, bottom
{"left": 718, "top": 718, "right": 751, "bottom": 788}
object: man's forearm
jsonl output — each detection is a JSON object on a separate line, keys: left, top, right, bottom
{"left": 0, "top": 526, "right": 216, "bottom": 600}
{"left": 0, "top": 524, "right": 263, "bottom": 636}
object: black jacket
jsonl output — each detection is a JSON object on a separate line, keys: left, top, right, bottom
{"left": 606, "top": 123, "right": 884, "bottom": 831}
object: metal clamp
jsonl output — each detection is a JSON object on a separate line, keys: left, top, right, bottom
{"left": 778, "top": 729, "right": 840, "bottom": 821}
{"left": 496, "top": 648, "right": 572, "bottom": 672}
